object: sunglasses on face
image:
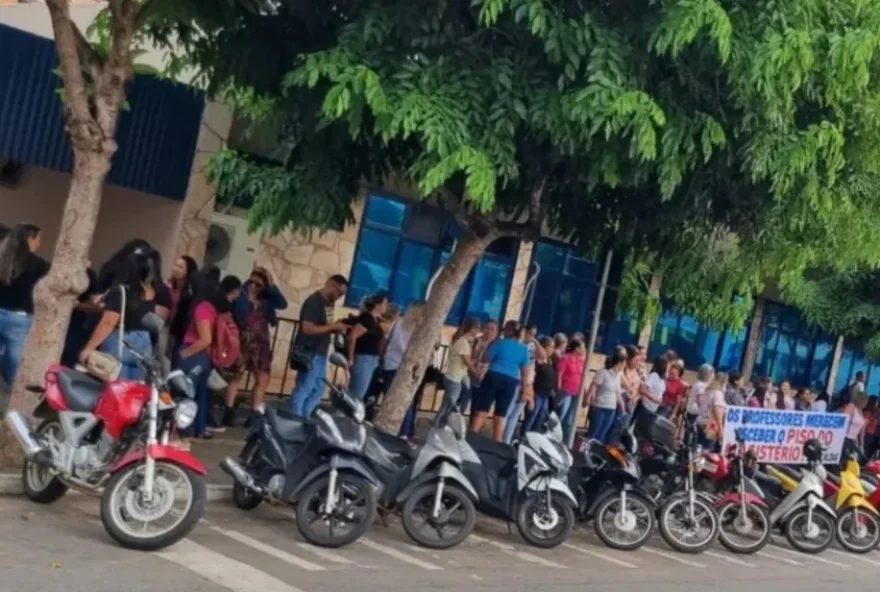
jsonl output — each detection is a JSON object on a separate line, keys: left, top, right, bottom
{"left": 251, "top": 281, "right": 265, "bottom": 291}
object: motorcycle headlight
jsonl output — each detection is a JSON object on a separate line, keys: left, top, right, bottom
{"left": 174, "top": 399, "right": 197, "bottom": 429}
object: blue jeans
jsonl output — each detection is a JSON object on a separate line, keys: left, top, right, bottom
{"left": 100, "top": 329, "right": 152, "bottom": 380}
{"left": 503, "top": 390, "right": 525, "bottom": 444}
{"left": 458, "top": 382, "right": 472, "bottom": 414}
{"left": 0, "top": 309, "right": 32, "bottom": 384}
{"left": 350, "top": 354, "right": 379, "bottom": 399}
{"left": 587, "top": 406, "right": 617, "bottom": 444}
{"left": 173, "top": 348, "right": 212, "bottom": 436}
{"left": 557, "top": 393, "right": 577, "bottom": 442}
{"left": 290, "top": 355, "right": 328, "bottom": 418}
{"left": 521, "top": 391, "right": 550, "bottom": 435}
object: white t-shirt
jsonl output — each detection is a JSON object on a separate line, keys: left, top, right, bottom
{"left": 698, "top": 388, "right": 726, "bottom": 426}
{"left": 383, "top": 321, "right": 410, "bottom": 371}
{"left": 687, "top": 380, "right": 707, "bottom": 415}
{"left": 445, "top": 336, "right": 472, "bottom": 382}
{"left": 643, "top": 372, "right": 665, "bottom": 413}
{"left": 593, "top": 368, "right": 622, "bottom": 410}
{"left": 813, "top": 399, "right": 828, "bottom": 413}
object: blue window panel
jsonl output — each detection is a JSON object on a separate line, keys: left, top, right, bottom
{"left": 771, "top": 333, "right": 792, "bottom": 383}
{"left": 599, "top": 313, "right": 639, "bottom": 353}
{"left": 532, "top": 242, "right": 566, "bottom": 273}
{"left": 523, "top": 273, "right": 562, "bottom": 335}
{"left": 810, "top": 340, "right": 834, "bottom": 391}
{"left": 695, "top": 327, "right": 722, "bottom": 367}
{"left": 851, "top": 351, "right": 869, "bottom": 387}
{"left": 716, "top": 328, "right": 746, "bottom": 372}
{"left": 364, "top": 195, "right": 406, "bottom": 230}
{"left": 466, "top": 257, "right": 513, "bottom": 323}
{"left": 867, "top": 364, "right": 880, "bottom": 396}
{"left": 791, "top": 338, "right": 812, "bottom": 386}
{"left": 565, "top": 254, "right": 595, "bottom": 279}
{"left": 390, "top": 240, "right": 434, "bottom": 308}
{"left": 348, "top": 228, "right": 399, "bottom": 306}
{"left": 836, "top": 348, "right": 855, "bottom": 393}
{"left": 439, "top": 251, "right": 468, "bottom": 325}
{"left": 553, "top": 278, "right": 591, "bottom": 336}
{"left": 648, "top": 308, "right": 679, "bottom": 360}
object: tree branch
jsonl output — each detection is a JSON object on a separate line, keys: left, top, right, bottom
{"left": 94, "top": 0, "right": 139, "bottom": 139}
{"left": 71, "top": 24, "right": 103, "bottom": 81}
{"left": 494, "top": 176, "right": 547, "bottom": 239}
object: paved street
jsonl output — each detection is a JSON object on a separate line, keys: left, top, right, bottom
{"left": 1, "top": 496, "right": 878, "bottom": 592}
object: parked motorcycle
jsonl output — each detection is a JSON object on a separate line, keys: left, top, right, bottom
{"left": 656, "top": 421, "right": 720, "bottom": 554}
{"left": 6, "top": 312, "right": 206, "bottom": 551}
{"left": 760, "top": 440, "right": 837, "bottom": 554}
{"left": 832, "top": 454, "right": 880, "bottom": 553}
{"left": 221, "top": 353, "right": 380, "bottom": 548}
{"left": 460, "top": 413, "right": 577, "bottom": 548}
{"left": 571, "top": 432, "right": 656, "bottom": 551}
{"left": 711, "top": 430, "right": 771, "bottom": 554}
{"left": 363, "top": 406, "right": 478, "bottom": 549}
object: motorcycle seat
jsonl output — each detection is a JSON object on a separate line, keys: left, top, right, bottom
{"left": 827, "top": 472, "right": 841, "bottom": 486}
{"left": 465, "top": 432, "right": 516, "bottom": 461}
{"left": 267, "top": 409, "right": 308, "bottom": 443}
{"left": 55, "top": 368, "right": 104, "bottom": 412}
{"left": 370, "top": 428, "right": 417, "bottom": 460}
{"left": 774, "top": 464, "right": 802, "bottom": 481}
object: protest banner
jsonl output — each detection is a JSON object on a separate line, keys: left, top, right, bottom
{"left": 721, "top": 406, "right": 850, "bottom": 464}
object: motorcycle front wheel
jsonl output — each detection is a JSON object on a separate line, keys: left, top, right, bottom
{"left": 783, "top": 507, "right": 834, "bottom": 554}
{"left": 401, "top": 483, "right": 476, "bottom": 549}
{"left": 295, "top": 472, "right": 377, "bottom": 548}
{"left": 836, "top": 506, "right": 880, "bottom": 554}
{"left": 658, "top": 494, "right": 718, "bottom": 554}
{"left": 515, "top": 490, "right": 575, "bottom": 548}
{"left": 716, "top": 500, "right": 770, "bottom": 554}
{"left": 100, "top": 460, "right": 206, "bottom": 551}
{"left": 593, "top": 490, "right": 655, "bottom": 551}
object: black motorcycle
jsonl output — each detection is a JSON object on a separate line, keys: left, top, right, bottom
{"left": 570, "top": 431, "right": 656, "bottom": 551}
{"left": 221, "top": 353, "right": 380, "bottom": 548}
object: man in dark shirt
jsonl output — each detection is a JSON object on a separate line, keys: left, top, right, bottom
{"left": 290, "top": 274, "right": 350, "bottom": 417}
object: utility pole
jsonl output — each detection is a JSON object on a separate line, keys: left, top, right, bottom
{"left": 567, "top": 248, "right": 613, "bottom": 448}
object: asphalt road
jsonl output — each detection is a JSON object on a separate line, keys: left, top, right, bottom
{"left": 1, "top": 495, "right": 877, "bottom": 592}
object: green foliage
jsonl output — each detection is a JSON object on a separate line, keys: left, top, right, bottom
{"left": 142, "top": 0, "right": 880, "bottom": 338}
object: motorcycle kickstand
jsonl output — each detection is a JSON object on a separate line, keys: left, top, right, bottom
{"left": 506, "top": 520, "right": 513, "bottom": 535}
{"left": 377, "top": 507, "right": 390, "bottom": 528}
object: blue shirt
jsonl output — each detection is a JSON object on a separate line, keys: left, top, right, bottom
{"left": 485, "top": 338, "right": 529, "bottom": 380}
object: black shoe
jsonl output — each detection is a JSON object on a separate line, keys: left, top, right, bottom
{"left": 221, "top": 405, "right": 236, "bottom": 428}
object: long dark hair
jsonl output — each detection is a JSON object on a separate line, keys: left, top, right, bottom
{"left": 172, "top": 255, "right": 198, "bottom": 290}
{"left": 191, "top": 270, "right": 240, "bottom": 314}
{"left": 452, "top": 316, "right": 480, "bottom": 343}
{"left": 97, "top": 239, "right": 159, "bottom": 293}
{"left": 0, "top": 222, "right": 40, "bottom": 284}
{"left": 117, "top": 251, "right": 152, "bottom": 296}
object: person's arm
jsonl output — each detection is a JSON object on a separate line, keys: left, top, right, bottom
{"left": 347, "top": 322, "right": 368, "bottom": 366}
{"left": 79, "top": 310, "right": 120, "bottom": 362}
{"left": 179, "top": 318, "right": 213, "bottom": 359}
{"left": 556, "top": 356, "right": 568, "bottom": 390}
{"left": 532, "top": 340, "right": 547, "bottom": 363}
{"left": 644, "top": 377, "right": 663, "bottom": 404}
{"left": 264, "top": 284, "right": 288, "bottom": 311}
{"left": 584, "top": 377, "right": 598, "bottom": 407}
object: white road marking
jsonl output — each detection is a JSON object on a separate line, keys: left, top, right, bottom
{"left": 294, "top": 542, "right": 358, "bottom": 565}
{"left": 704, "top": 550, "right": 757, "bottom": 567}
{"left": 769, "top": 544, "right": 849, "bottom": 567}
{"left": 640, "top": 546, "right": 705, "bottom": 568}
{"left": 756, "top": 550, "right": 803, "bottom": 566}
{"left": 562, "top": 542, "right": 638, "bottom": 569}
{"left": 358, "top": 537, "right": 442, "bottom": 570}
{"left": 827, "top": 548, "right": 880, "bottom": 566}
{"left": 468, "top": 534, "right": 567, "bottom": 568}
{"left": 209, "top": 526, "right": 326, "bottom": 571}
{"left": 157, "top": 538, "right": 306, "bottom": 592}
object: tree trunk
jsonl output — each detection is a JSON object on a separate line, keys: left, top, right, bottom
{"left": 374, "top": 232, "right": 494, "bottom": 433}
{"left": 0, "top": 150, "right": 111, "bottom": 467}
{"left": 637, "top": 273, "right": 663, "bottom": 348}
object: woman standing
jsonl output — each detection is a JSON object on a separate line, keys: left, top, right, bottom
{"left": 0, "top": 223, "right": 47, "bottom": 383}
{"left": 521, "top": 336, "right": 556, "bottom": 434}
{"left": 468, "top": 320, "right": 498, "bottom": 408}
{"left": 79, "top": 251, "right": 157, "bottom": 380}
{"left": 167, "top": 255, "right": 199, "bottom": 351}
{"left": 794, "top": 388, "right": 814, "bottom": 411}
{"left": 813, "top": 391, "right": 829, "bottom": 413}
{"left": 637, "top": 357, "right": 667, "bottom": 419}
{"left": 697, "top": 372, "right": 728, "bottom": 450}
{"left": 584, "top": 348, "right": 626, "bottom": 443}
{"left": 556, "top": 338, "right": 587, "bottom": 442}
{"left": 614, "top": 345, "right": 642, "bottom": 438}
{"left": 175, "top": 274, "right": 242, "bottom": 439}
{"left": 440, "top": 317, "right": 481, "bottom": 417}
{"left": 219, "top": 266, "right": 288, "bottom": 428}
{"left": 686, "top": 364, "right": 715, "bottom": 426}
{"left": 471, "top": 320, "right": 531, "bottom": 442}
{"left": 777, "top": 379, "right": 795, "bottom": 410}
{"left": 841, "top": 392, "right": 868, "bottom": 463}
{"left": 384, "top": 303, "right": 425, "bottom": 436}
{"left": 347, "top": 291, "right": 388, "bottom": 399}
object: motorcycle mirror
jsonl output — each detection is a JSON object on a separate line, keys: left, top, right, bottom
{"left": 328, "top": 352, "right": 349, "bottom": 369}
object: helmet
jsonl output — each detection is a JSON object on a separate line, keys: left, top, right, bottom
{"left": 802, "top": 438, "right": 824, "bottom": 462}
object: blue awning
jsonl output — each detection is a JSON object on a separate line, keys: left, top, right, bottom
{"left": 0, "top": 23, "right": 205, "bottom": 202}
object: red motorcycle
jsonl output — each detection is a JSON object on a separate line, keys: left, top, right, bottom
{"left": 697, "top": 430, "right": 770, "bottom": 554}
{"left": 6, "top": 313, "right": 206, "bottom": 551}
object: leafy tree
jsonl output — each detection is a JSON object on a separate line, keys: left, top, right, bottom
{"left": 150, "top": 0, "right": 880, "bottom": 433}
{"left": 0, "top": 0, "right": 154, "bottom": 466}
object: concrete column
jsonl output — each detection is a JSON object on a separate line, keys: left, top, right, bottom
{"left": 826, "top": 336, "right": 845, "bottom": 395}
{"left": 637, "top": 273, "right": 662, "bottom": 348}
{"left": 741, "top": 297, "right": 765, "bottom": 380}
{"left": 504, "top": 241, "right": 534, "bottom": 323}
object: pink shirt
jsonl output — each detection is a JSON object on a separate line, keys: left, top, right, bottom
{"left": 557, "top": 353, "right": 586, "bottom": 395}
{"left": 182, "top": 301, "right": 217, "bottom": 345}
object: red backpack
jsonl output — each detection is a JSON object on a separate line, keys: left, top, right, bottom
{"left": 211, "top": 312, "right": 241, "bottom": 369}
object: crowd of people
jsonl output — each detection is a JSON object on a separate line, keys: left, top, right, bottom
{"left": 0, "top": 223, "right": 289, "bottom": 446}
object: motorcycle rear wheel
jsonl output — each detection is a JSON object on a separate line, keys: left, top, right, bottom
{"left": 836, "top": 506, "right": 880, "bottom": 554}
{"left": 515, "top": 490, "right": 575, "bottom": 549}
{"left": 783, "top": 507, "right": 834, "bottom": 554}
{"left": 658, "top": 494, "right": 718, "bottom": 554}
{"left": 295, "top": 472, "right": 377, "bottom": 548}
{"left": 100, "top": 460, "right": 206, "bottom": 551}
{"left": 21, "top": 418, "right": 68, "bottom": 504}
{"left": 401, "top": 483, "right": 476, "bottom": 549}
{"left": 716, "top": 500, "right": 770, "bottom": 554}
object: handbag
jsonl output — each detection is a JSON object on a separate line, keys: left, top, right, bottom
{"left": 80, "top": 285, "right": 126, "bottom": 382}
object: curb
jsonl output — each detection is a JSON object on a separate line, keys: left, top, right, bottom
{"left": 0, "top": 473, "right": 233, "bottom": 502}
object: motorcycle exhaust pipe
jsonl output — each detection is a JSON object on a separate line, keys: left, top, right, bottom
{"left": 5, "top": 411, "right": 45, "bottom": 460}
{"left": 220, "top": 456, "right": 265, "bottom": 495}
